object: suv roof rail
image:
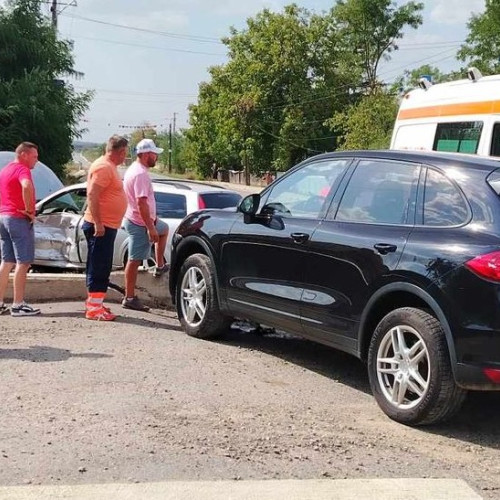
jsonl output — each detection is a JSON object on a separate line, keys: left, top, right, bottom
{"left": 151, "top": 179, "right": 193, "bottom": 190}
{"left": 152, "top": 178, "right": 228, "bottom": 190}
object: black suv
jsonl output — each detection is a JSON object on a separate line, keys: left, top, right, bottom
{"left": 169, "top": 150, "right": 500, "bottom": 426}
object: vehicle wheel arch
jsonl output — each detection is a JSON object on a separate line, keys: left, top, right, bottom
{"left": 170, "top": 236, "right": 220, "bottom": 305}
{"left": 359, "top": 283, "right": 457, "bottom": 371}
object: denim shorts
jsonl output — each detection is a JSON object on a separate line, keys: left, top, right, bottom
{"left": 0, "top": 216, "right": 35, "bottom": 264}
{"left": 123, "top": 218, "right": 168, "bottom": 261}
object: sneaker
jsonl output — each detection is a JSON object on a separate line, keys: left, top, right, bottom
{"left": 85, "top": 300, "right": 112, "bottom": 314}
{"left": 11, "top": 303, "right": 41, "bottom": 317}
{"left": 86, "top": 307, "right": 116, "bottom": 321}
{"left": 122, "top": 296, "right": 150, "bottom": 312}
{"left": 153, "top": 263, "right": 169, "bottom": 278}
{"left": 0, "top": 303, "right": 9, "bottom": 315}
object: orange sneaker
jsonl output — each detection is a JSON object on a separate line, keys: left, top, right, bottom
{"left": 85, "top": 307, "right": 117, "bottom": 321}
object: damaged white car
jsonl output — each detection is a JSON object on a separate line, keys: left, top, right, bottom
{"left": 33, "top": 180, "right": 242, "bottom": 270}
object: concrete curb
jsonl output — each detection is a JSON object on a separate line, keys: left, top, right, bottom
{"left": 0, "top": 479, "right": 482, "bottom": 500}
{"left": 4, "top": 270, "right": 172, "bottom": 308}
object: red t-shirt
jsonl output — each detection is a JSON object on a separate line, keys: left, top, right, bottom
{"left": 0, "top": 161, "right": 36, "bottom": 217}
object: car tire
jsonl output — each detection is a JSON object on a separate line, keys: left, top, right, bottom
{"left": 176, "top": 253, "right": 231, "bottom": 339}
{"left": 367, "top": 307, "right": 466, "bottom": 426}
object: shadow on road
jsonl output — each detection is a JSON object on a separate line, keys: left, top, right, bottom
{"left": 39, "top": 311, "right": 183, "bottom": 331}
{"left": 0, "top": 345, "right": 112, "bottom": 362}
{"left": 219, "top": 328, "right": 370, "bottom": 394}
{"left": 222, "top": 327, "right": 500, "bottom": 449}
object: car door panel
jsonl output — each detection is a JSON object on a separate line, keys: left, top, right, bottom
{"left": 34, "top": 187, "right": 87, "bottom": 268}
{"left": 34, "top": 213, "right": 82, "bottom": 266}
{"left": 222, "top": 216, "right": 318, "bottom": 334}
{"left": 221, "top": 158, "right": 352, "bottom": 334}
{"left": 299, "top": 159, "right": 421, "bottom": 352}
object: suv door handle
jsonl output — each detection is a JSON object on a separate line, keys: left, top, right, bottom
{"left": 291, "top": 232, "right": 310, "bottom": 244}
{"left": 374, "top": 243, "right": 397, "bottom": 255}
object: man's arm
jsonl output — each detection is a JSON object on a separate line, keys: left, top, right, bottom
{"left": 87, "top": 182, "right": 105, "bottom": 237}
{"left": 137, "top": 197, "right": 159, "bottom": 243}
{"left": 19, "top": 179, "right": 35, "bottom": 222}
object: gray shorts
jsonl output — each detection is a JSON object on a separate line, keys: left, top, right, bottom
{"left": 0, "top": 216, "right": 35, "bottom": 264}
{"left": 123, "top": 218, "right": 168, "bottom": 261}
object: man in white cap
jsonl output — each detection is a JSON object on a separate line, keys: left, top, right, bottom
{"left": 122, "top": 138, "right": 169, "bottom": 311}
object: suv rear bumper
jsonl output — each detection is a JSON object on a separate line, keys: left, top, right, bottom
{"left": 455, "top": 362, "right": 500, "bottom": 390}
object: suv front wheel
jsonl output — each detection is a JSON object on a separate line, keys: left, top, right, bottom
{"left": 367, "top": 307, "right": 466, "bottom": 426}
{"left": 176, "top": 253, "right": 231, "bottom": 339}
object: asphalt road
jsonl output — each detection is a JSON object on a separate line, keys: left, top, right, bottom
{"left": 0, "top": 301, "right": 499, "bottom": 498}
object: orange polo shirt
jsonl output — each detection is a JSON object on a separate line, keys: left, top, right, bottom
{"left": 83, "top": 156, "right": 127, "bottom": 229}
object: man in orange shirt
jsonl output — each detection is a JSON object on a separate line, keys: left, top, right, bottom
{"left": 83, "top": 135, "right": 128, "bottom": 321}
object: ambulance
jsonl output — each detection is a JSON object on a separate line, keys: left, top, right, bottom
{"left": 390, "top": 68, "right": 500, "bottom": 158}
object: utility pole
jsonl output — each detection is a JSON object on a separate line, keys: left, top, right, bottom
{"left": 173, "top": 112, "right": 177, "bottom": 135}
{"left": 168, "top": 123, "right": 173, "bottom": 173}
{"left": 48, "top": 1, "right": 77, "bottom": 29}
{"left": 51, "top": 0, "right": 57, "bottom": 27}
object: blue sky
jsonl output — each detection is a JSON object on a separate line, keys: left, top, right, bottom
{"left": 1, "top": 0, "right": 486, "bottom": 142}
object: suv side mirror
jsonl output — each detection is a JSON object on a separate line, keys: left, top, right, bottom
{"left": 238, "top": 193, "right": 260, "bottom": 216}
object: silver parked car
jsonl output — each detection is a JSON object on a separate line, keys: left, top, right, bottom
{"left": 33, "top": 179, "right": 242, "bottom": 270}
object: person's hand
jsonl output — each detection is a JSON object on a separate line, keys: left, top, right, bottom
{"left": 94, "top": 222, "right": 105, "bottom": 237}
{"left": 147, "top": 226, "right": 159, "bottom": 243}
{"left": 18, "top": 209, "right": 35, "bottom": 223}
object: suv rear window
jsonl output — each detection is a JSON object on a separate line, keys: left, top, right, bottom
{"left": 154, "top": 192, "right": 187, "bottom": 219}
{"left": 200, "top": 192, "right": 241, "bottom": 209}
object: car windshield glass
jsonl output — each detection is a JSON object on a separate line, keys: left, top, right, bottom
{"left": 200, "top": 192, "right": 242, "bottom": 208}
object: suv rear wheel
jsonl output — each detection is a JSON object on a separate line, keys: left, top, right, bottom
{"left": 367, "top": 307, "right": 466, "bottom": 426}
{"left": 176, "top": 253, "right": 231, "bottom": 339}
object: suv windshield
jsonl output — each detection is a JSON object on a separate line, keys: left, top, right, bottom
{"left": 200, "top": 192, "right": 241, "bottom": 209}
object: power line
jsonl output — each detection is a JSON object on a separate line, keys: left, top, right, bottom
{"left": 61, "top": 33, "right": 226, "bottom": 57}
{"left": 61, "top": 13, "right": 223, "bottom": 44}
{"left": 73, "top": 86, "right": 197, "bottom": 97}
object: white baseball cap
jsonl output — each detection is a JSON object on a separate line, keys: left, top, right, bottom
{"left": 135, "top": 138, "right": 164, "bottom": 155}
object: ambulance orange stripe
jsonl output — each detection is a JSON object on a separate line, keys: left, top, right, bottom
{"left": 398, "top": 100, "right": 500, "bottom": 120}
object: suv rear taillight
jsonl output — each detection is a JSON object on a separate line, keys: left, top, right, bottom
{"left": 484, "top": 368, "right": 500, "bottom": 384}
{"left": 198, "top": 195, "right": 206, "bottom": 210}
{"left": 465, "top": 251, "right": 500, "bottom": 282}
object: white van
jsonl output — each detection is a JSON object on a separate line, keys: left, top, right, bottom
{"left": 390, "top": 69, "right": 500, "bottom": 158}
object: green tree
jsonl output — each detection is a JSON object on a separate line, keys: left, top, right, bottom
{"left": 458, "top": 0, "right": 500, "bottom": 74}
{"left": 329, "top": 91, "right": 398, "bottom": 150}
{"left": 331, "top": 0, "right": 424, "bottom": 93}
{"left": 0, "top": 0, "right": 91, "bottom": 176}
{"left": 392, "top": 64, "right": 450, "bottom": 94}
{"left": 186, "top": 5, "right": 356, "bottom": 178}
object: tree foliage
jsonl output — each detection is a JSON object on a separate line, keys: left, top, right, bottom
{"left": 391, "top": 64, "right": 451, "bottom": 94}
{"left": 458, "top": 0, "right": 500, "bottom": 74}
{"left": 331, "top": 0, "right": 423, "bottom": 93}
{"left": 183, "top": 1, "right": 424, "bottom": 178}
{"left": 0, "top": 0, "right": 91, "bottom": 176}
{"left": 329, "top": 91, "right": 398, "bottom": 150}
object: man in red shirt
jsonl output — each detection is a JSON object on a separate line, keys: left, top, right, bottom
{"left": 0, "top": 142, "right": 40, "bottom": 316}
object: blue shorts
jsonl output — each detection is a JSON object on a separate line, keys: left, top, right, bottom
{"left": 123, "top": 218, "right": 168, "bottom": 261}
{"left": 0, "top": 216, "right": 35, "bottom": 264}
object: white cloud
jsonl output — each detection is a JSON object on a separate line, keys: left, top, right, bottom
{"left": 430, "top": 0, "right": 484, "bottom": 25}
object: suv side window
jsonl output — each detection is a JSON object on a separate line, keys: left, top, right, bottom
{"left": 336, "top": 160, "right": 419, "bottom": 225}
{"left": 423, "top": 168, "right": 469, "bottom": 226}
{"left": 261, "top": 159, "right": 349, "bottom": 219}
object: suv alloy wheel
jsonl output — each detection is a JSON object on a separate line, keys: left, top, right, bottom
{"left": 367, "top": 307, "right": 467, "bottom": 425}
{"left": 176, "top": 253, "right": 231, "bottom": 339}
